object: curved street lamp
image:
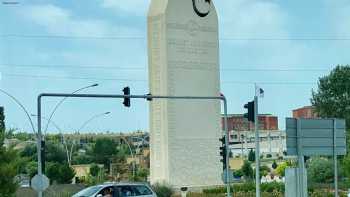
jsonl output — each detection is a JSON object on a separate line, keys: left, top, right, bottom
{"left": 69, "top": 111, "right": 111, "bottom": 165}
{"left": 44, "top": 83, "right": 99, "bottom": 133}
{"left": 31, "top": 114, "right": 71, "bottom": 164}
{"left": 118, "top": 136, "right": 137, "bottom": 178}
{"left": 0, "top": 88, "right": 36, "bottom": 134}
{"left": 77, "top": 111, "right": 110, "bottom": 133}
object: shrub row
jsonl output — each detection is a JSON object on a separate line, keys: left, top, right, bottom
{"left": 203, "top": 181, "right": 284, "bottom": 194}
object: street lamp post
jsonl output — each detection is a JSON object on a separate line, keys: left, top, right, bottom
{"left": 0, "top": 88, "right": 36, "bottom": 134}
{"left": 68, "top": 111, "right": 111, "bottom": 165}
{"left": 119, "top": 136, "right": 136, "bottom": 178}
{"left": 43, "top": 84, "right": 98, "bottom": 133}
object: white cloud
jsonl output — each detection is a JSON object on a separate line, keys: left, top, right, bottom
{"left": 101, "top": 0, "right": 151, "bottom": 16}
{"left": 18, "top": 4, "right": 142, "bottom": 37}
{"left": 216, "top": 0, "right": 288, "bottom": 38}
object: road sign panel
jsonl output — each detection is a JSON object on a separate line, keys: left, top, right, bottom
{"left": 286, "top": 118, "right": 346, "bottom": 156}
{"left": 31, "top": 174, "right": 49, "bottom": 192}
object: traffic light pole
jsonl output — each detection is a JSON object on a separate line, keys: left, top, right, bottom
{"left": 254, "top": 96, "right": 260, "bottom": 197}
{"left": 37, "top": 97, "right": 43, "bottom": 197}
{"left": 223, "top": 99, "right": 231, "bottom": 197}
{"left": 36, "top": 93, "right": 231, "bottom": 197}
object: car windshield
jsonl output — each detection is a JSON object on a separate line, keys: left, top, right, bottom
{"left": 74, "top": 185, "right": 103, "bottom": 197}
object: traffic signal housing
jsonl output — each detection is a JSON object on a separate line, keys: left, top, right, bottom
{"left": 219, "top": 136, "right": 227, "bottom": 170}
{"left": 244, "top": 101, "right": 255, "bottom": 122}
{"left": 122, "top": 87, "right": 130, "bottom": 107}
{"left": 41, "top": 140, "right": 45, "bottom": 172}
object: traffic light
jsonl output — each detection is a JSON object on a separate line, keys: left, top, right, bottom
{"left": 219, "top": 136, "right": 227, "bottom": 170}
{"left": 41, "top": 140, "right": 45, "bottom": 173}
{"left": 244, "top": 101, "right": 255, "bottom": 122}
{"left": 122, "top": 87, "right": 130, "bottom": 107}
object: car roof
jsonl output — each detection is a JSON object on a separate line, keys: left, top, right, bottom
{"left": 97, "top": 182, "right": 151, "bottom": 187}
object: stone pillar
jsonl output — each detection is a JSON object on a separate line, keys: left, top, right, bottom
{"left": 148, "top": 0, "right": 221, "bottom": 187}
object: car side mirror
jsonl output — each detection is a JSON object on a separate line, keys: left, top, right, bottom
{"left": 96, "top": 194, "right": 103, "bottom": 197}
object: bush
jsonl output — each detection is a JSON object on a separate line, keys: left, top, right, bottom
{"left": 151, "top": 183, "right": 174, "bottom": 197}
{"left": 266, "top": 154, "right": 272, "bottom": 158}
{"left": 233, "top": 169, "right": 243, "bottom": 178}
{"left": 261, "top": 182, "right": 284, "bottom": 192}
{"left": 259, "top": 165, "right": 271, "bottom": 177}
{"left": 241, "top": 161, "right": 253, "bottom": 179}
{"left": 203, "top": 182, "right": 284, "bottom": 194}
{"left": 89, "top": 164, "right": 100, "bottom": 177}
{"left": 276, "top": 162, "right": 288, "bottom": 177}
{"left": 233, "top": 182, "right": 255, "bottom": 192}
{"left": 307, "top": 157, "right": 333, "bottom": 183}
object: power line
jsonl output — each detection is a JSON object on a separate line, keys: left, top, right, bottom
{"left": 0, "top": 64, "right": 331, "bottom": 72}
{"left": 1, "top": 34, "right": 350, "bottom": 41}
{"left": 2, "top": 73, "right": 316, "bottom": 85}
{"left": 0, "top": 34, "right": 146, "bottom": 40}
{"left": 3, "top": 73, "right": 147, "bottom": 82}
{"left": 0, "top": 64, "right": 146, "bottom": 70}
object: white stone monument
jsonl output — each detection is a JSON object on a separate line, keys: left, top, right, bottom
{"left": 148, "top": 0, "right": 222, "bottom": 187}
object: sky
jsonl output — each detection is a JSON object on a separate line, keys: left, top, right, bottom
{"left": 0, "top": 0, "right": 349, "bottom": 133}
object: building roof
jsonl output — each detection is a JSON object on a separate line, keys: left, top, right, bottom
{"left": 224, "top": 114, "right": 275, "bottom": 117}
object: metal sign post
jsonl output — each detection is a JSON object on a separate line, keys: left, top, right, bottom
{"left": 254, "top": 96, "right": 260, "bottom": 197}
{"left": 296, "top": 119, "right": 306, "bottom": 197}
{"left": 333, "top": 119, "right": 338, "bottom": 197}
{"left": 37, "top": 93, "right": 231, "bottom": 197}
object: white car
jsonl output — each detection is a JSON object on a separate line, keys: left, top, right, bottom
{"left": 72, "top": 183, "right": 157, "bottom": 197}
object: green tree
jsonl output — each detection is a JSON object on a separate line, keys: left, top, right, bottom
{"left": 0, "top": 108, "right": 21, "bottom": 196}
{"left": 133, "top": 168, "right": 149, "bottom": 182}
{"left": 307, "top": 157, "right": 333, "bottom": 183}
{"left": 26, "top": 161, "right": 37, "bottom": 179}
{"left": 311, "top": 65, "right": 350, "bottom": 181}
{"left": 341, "top": 154, "right": 350, "bottom": 184}
{"left": 90, "top": 164, "right": 100, "bottom": 177}
{"left": 20, "top": 144, "right": 37, "bottom": 161}
{"left": 311, "top": 65, "right": 350, "bottom": 128}
{"left": 58, "top": 164, "right": 76, "bottom": 184}
{"left": 45, "top": 142, "right": 67, "bottom": 164}
{"left": 46, "top": 163, "right": 75, "bottom": 184}
{"left": 72, "top": 153, "right": 93, "bottom": 165}
{"left": 110, "top": 155, "right": 129, "bottom": 181}
{"left": 275, "top": 162, "right": 288, "bottom": 177}
{"left": 0, "top": 106, "right": 5, "bottom": 145}
{"left": 93, "top": 138, "right": 117, "bottom": 168}
{"left": 241, "top": 160, "right": 253, "bottom": 180}
{"left": 46, "top": 163, "right": 61, "bottom": 184}
{"left": 0, "top": 148, "right": 20, "bottom": 196}
{"left": 248, "top": 149, "right": 255, "bottom": 162}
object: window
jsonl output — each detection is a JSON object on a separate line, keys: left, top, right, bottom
{"left": 117, "top": 185, "right": 153, "bottom": 196}
{"left": 132, "top": 185, "right": 153, "bottom": 196}
{"left": 119, "top": 186, "right": 135, "bottom": 197}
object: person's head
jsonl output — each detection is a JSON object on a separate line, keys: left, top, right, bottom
{"left": 103, "top": 189, "right": 111, "bottom": 195}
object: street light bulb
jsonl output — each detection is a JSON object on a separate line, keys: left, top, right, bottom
{"left": 105, "top": 112, "right": 111, "bottom": 115}
{"left": 91, "top": 83, "right": 99, "bottom": 87}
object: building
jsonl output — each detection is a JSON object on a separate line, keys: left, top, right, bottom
{"left": 222, "top": 114, "right": 279, "bottom": 131}
{"left": 228, "top": 130, "right": 286, "bottom": 157}
{"left": 293, "top": 106, "right": 318, "bottom": 118}
{"left": 71, "top": 164, "right": 103, "bottom": 184}
{"left": 221, "top": 114, "right": 285, "bottom": 157}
